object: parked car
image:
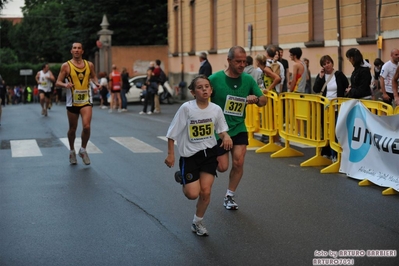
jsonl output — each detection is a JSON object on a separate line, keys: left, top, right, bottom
{"left": 107, "top": 75, "right": 147, "bottom": 103}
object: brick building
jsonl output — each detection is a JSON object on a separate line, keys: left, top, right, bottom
{"left": 167, "top": 0, "right": 399, "bottom": 86}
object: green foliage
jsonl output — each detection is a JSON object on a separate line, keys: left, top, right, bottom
{"left": 0, "top": 0, "right": 9, "bottom": 10}
{"left": 3, "top": 0, "right": 167, "bottom": 64}
{"left": 0, "top": 62, "right": 62, "bottom": 86}
{"left": 0, "top": 47, "right": 18, "bottom": 64}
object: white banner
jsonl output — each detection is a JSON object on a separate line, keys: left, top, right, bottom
{"left": 336, "top": 100, "right": 399, "bottom": 192}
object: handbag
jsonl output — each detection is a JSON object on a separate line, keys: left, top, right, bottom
{"left": 319, "top": 71, "right": 335, "bottom": 95}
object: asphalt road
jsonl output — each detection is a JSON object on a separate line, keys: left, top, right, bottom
{"left": 0, "top": 101, "right": 398, "bottom": 266}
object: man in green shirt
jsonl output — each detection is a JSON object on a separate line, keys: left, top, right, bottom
{"left": 209, "top": 46, "right": 266, "bottom": 210}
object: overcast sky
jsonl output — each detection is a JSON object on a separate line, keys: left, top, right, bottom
{"left": 1, "top": 0, "right": 24, "bottom": 17}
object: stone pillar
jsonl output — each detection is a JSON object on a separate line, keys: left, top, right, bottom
{"left": 97, "top": 15, "right": 113, "bottom": 75}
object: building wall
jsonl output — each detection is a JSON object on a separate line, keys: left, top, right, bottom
{"left": 167, "top": 0, "right": 399, "bottom": 87}
{"left": 110, "top": 45, "right": 169, "bottom": 77}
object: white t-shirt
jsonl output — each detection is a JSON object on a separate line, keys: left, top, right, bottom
{"left": 380, "top": 60, "right": 398, "bottom": 93}
{"left": 38, "top": 70, "right": 53, "bottom": 92}
{"left": 100, "top": 77, "right": 108, "bottom": 87}
{"left": 325, "top": 73, "right": 338, "bottom": 100}
{"left": 166, "top": 100, "right": 228, "bottom": 157}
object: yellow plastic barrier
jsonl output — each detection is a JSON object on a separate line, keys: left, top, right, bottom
{"left": 395, "top": 106, "right": 399, "bottom": 114}
{"left": 271, "top": 93, "right": 331, "bottom": 167}
{"left": 321, "top": 98, "right": 393, "bottom": 174}
{"left": 255, "top": 90, "right": 283, "bottom": 153}
{"left": 245, "top": 102, "right": 264, "bottom": 148}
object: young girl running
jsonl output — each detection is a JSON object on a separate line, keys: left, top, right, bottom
{"left": 164, "top": 75, "right": 232, "bottom": 236}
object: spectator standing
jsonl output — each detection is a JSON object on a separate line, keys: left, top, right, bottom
{"left": 36, "top": 63, "right": 55, "bottom": 116}
{"left": 303, "top": 58, "right": 312, "bottom": 94}
{"left": 109, "top": 64, "right": 122, "bottom": 113}
{"left": 243, "top": 55, "right": 263, "bottom": 87}
{"left": 0, "top": 74, "right": 4, "bottom": 125}
{"left": 121, "top": 67, "right": 129, "bottom": 111}
{"left": 0, "top": 74, "right": 5, "bottom": 107}
{"left": 278, "top": 47, "right": 290, "bottom": 93}
{"left": 379, "top": 49, "right": 399, "bottom": 105}
{"left": 391, "top": 65, "right": 399, "bottom": 106}
{"left": 288, "top": 47, "right": 307, "bottom": 93}
{"left": 153, "top": 59, "right": 164, "bottom": 113}
{"left": 33, "top": 86, "right": 39, "bottom": 103}
{"left": 140, "top": 63, "right": 157, "bottom": 115}
{"left": 25, "top": 86, "right": 32, "bottom": 103}
{"left": 313, "top": 55, "right": 349, "bottom": 161}
{"left": 373, "top": 58, "right": 384, "bottom": 90}
{"left": 345, "top": 48, "right": 372, "bottom": 99}
{"left": 99, "top": 72, "right": 109, "bottom": 109}
{"left": 55, "top": 42, "right": 100, "bottom": 165}
{"left": 199, "top": 52, "right": 212, "bottom": 77}
{"left": 209, "top": 46, "right": 266, "bottom": 210}
{"left": 165, "top": 75, "right": 232, "bottom": 236}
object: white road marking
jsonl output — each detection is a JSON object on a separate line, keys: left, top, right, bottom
{"left": 111, "top": 137, "right": 162, "bottom": 153}
{"left": 59, "top": 138, "right": 102, "bottom": 153}
{"left": 10, "top": 140, "right": 42, "bottom": 157}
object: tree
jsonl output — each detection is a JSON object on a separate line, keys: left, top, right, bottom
{"left": 10, "top": 1, "right": 69, "bottom": 62}
{"left": 0, "top": 0, "right": 9, "bottom": 10}
{"left": 5, "top": 0, "right": 167, "bottom": 63}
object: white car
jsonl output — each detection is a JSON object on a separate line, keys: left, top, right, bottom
{"left": 125, "top": 75, "right": 147, "bottom": 103}
{"left": 107, "top": 75, "right": 149, "bottom": 103}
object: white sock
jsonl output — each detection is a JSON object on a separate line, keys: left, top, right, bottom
{"left": 193, "top": 214, "right": 203, "bottom": 223}
{"left": 226, "top": 189, "right": 235, "bottom": 197}
{"left": 79, "top": 147, "right": 86, "bottom": 153}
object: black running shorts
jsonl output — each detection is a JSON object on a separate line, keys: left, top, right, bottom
{"left": 179, "top": 146, "right": 218, "bottom": 185}
{"left": 217, "top": 131, "right": 248, "bottom": 156}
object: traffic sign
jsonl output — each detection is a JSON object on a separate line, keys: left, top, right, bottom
{"left": 20, "top": 69, "right": 33, "bottom": 76}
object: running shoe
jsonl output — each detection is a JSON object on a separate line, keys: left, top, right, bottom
{"left": 41, "top": 109, "right": 45, "bottom": 115}
{"left": 191, "top": 221, "right": 209, "bottom": 236}
{"left": 139, "top": 111, "right": 145, "bottom": 115}
{"left": 224, "top": 195, "right": 238, "bottom": 210}
{"left": 118, "top": 108, "right": 122, "bottom": 113}
{"left": 147, "top": 111, "right": 152, "bottom": 115}
{"left": 174, "top": 171, "right": 183, "bottom": 184}
{"left": 79, "top": 150, "right": 91, "bottom": 165}
{"left": 69, "top": 151, "right": 77, "bottom": 165}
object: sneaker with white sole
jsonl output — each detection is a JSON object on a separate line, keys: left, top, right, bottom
{"left": 79, "top": 150, "right": 91, "bottom": 165}
{"left": 191, "top": 221, "right": 209, "bottom": 236}
{"left": 139, "top": 111, "right": 145, "bottom": 115}
{"left": 224, "top": 195, "right": 238, "bottom": 210}
{"left": 69, "top": 151, "right": 77, "bottom": 165}
{"left": 147, "top": 111, "right": 152, "bottom": 115}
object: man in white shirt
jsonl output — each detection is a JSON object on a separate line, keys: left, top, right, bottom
{"left": 379, "top": 48, "right": 399, "bottom": 105}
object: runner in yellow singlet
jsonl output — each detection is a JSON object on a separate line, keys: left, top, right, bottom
{"left": 56, "top": 42, "right": 100, "bottom": 165}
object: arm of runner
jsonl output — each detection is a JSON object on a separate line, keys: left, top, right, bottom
{"left": 218, "top": 132, "right": 232, "bottom": 150}
{"left": 55, "top": 63, "right": 72, "bottom": 89}
{"left": 164, "top": 138, "right": 175, "bottom": 168}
